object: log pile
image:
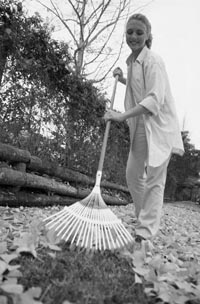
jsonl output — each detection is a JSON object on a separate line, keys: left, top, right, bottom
{"left": 0, "top": 143, "right": 130, "bottom": 207}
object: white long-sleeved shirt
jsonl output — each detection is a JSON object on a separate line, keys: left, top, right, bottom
{"left": 124, "top": 46, "right": 184, "bottom": 167}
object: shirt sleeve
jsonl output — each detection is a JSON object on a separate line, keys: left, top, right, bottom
{"left": 140, "top": 62, "right": 166, "bottom": 116}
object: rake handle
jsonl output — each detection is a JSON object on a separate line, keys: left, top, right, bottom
{"left": 97, "top": 75, "right": 119, "bottom": 174}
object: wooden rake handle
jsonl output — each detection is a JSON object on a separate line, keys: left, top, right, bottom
{"left": 97, "top": 75, "right": 119, "bottom": 173}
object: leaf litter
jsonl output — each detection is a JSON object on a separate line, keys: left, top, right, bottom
{"left": 0, "top": 202, "right": 200, "bottom": 303}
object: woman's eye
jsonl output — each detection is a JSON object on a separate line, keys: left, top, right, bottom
{"left": 126, "top": 29, "right": 133, "bottom": 35}
{"left": 136, "top": 30, "right": 144, "bottom": 35}
{"left": 126, "top": 29, "right": 144, "bottom": 36}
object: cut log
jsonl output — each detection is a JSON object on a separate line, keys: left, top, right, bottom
{"left": 0, "top": 143, "right": 31, "bottom": 163}
{"left": 28, "top": 156, "right": 129, "bottom": 193}
{"left": 0, "top": 168, "right": 77, "bottom": 196}
{"left": 75, "top": 188, "right": 128, "bottom": 206}
{"left": 0, "top": 168, "right": 128, "bottom": 205}
{"left": 0, "top": 190, "right": 128, "bottom": 207}
{"left": 0, "top": 190, "right": 75, "bottom": 207}
{"left": 0, "top": 143, "right": 129, "bottom": 193}
{"left": 28, "top": 156, "right": 93, "bottom": 184}
{"left": 11, "top": 162, "right": 26, "bottom": 192}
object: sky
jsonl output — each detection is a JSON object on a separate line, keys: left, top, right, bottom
{"left": 24, "top": 0, "right": 200, "bottom": 149}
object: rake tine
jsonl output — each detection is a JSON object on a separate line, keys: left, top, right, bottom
{"left": 116, "top": 223, "right": 132, "bottom": 246}
{"left": 53, "top": 212, "right": 75, "bottom": 232}
{"left": 76, "top": 218, "right": 87, "bottom": 247}
{"left": 46, "top": 212, "right": 69, "bottom": 230}
{"left": 81, "top": 218, "right": 90, "bottom": 248}
{"left": 60, "top": 214, "right": 82, "bottom": 241}
{"left": 106, "top": 225, "right": 116, "bottom": 250}
{"left": 44, "top": 207, "right": 67, "bottom": 222}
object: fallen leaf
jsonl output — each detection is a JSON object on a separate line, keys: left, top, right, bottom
{"left": 47, "top": 252, "right": 57, "bottom": 259}
{"left": 0, "top": 260, "right": 7, "bottom": 275}
{"left": 133, "top": 266, "right": 149, "bottom": 277}
{"left": 14, "top": 232, "right": 37, "bottom": 258}
{"left": 134, "top": 273, "right": 143, "bottom": 284}
{"left": 47, "top": 244, "right": 61, "bottom": 251}
{"left": 0, "top": 242, "right": 7, "bottom": 254}
{"left": 25, "top": 287, "right": 42, "bottom": 299}
{"left": 0, "top": 295, "right": 8, "bottom": 304}
{"left": 12, "top": 292, "right": 43, "bottom": 304}
{"left": 7, "top": 269, "right": 22, "bottom": 279}
{"left": 0, "top": 283, "right": 23, "bottom": 294}
{"left": 0, "top": 253, "right": 18, "bottom": 264}
{"left": 133, "top": 250, "right": 146, "bottom": 268}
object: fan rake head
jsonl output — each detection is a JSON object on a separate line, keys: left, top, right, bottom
{"left": 44, "top": 187, "right": 134, "bottom": 251}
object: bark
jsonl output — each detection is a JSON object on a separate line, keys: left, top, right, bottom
{"left": 27, "top": 155, "right": 93, "bottom": 184}
{"left": 75, "top": 188, "right": 128, "bottom": 206}
{"left": 0, "top": 168, "right": 128, "bottom": 205}
{"left": 0, "top": 167, "right": 77, "bottom": 196}
{"left": 0, "top": 143, "right": 129, "bottom": 193}
{"left": 0, "top": 189, "right": 128, "bottom": 207}
{"left": 0, "top": 143, "right": 31, "bottom": 163}
{"left": 28, "top": 156, "right": 129, "bottom": 193}
{"left": 0, "top": 189, "right": 75, "bottom": 207}
{"left": 0, "top": 42, "right": 8, "bottom": 85}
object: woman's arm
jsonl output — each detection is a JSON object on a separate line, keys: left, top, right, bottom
{"left": 104, "top": 104, "right": 151, "bottom": 123}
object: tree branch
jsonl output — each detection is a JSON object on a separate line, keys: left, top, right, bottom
{"left": 36, "top": 0, "right": 79, "bottom": 47}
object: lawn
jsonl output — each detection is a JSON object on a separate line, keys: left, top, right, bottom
{"left": 0, "top": 201, "right": 200, "bottom": 304}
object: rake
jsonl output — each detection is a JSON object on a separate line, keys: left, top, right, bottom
{"left": 44, "top": 76, "right": 134, "bottom": 251}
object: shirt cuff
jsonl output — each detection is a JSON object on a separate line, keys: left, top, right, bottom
{"left": 140, "top": 97, "right": 160, "bottom": 116}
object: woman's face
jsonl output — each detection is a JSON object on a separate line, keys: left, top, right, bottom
{"left": 126, "top": 19, "right": 148, "bottom": 53}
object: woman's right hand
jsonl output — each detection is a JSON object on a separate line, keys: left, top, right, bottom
{"left": 113, "top": 67, "right": 123, "bottom": 77}
{"left": 113, "top": 67, "right": 124, "bottom": 83}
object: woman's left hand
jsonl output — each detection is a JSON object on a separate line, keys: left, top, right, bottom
{"left": 104, "top": 110, "right": 125, "bottom": 123}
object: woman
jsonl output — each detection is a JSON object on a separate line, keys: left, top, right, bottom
{"left": 104, "top": 13, "right": 184, "bottom": 246}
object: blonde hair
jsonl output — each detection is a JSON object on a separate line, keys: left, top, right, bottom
{"left": 127, "top": 13, "right": 153, "bottom": 49}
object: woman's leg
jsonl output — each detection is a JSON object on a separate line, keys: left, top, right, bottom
{"left": 126, "top": 119, "right": 148, "bottom": 218}
{"left": 135, "top": 156, "right": 170, "bottom": 239}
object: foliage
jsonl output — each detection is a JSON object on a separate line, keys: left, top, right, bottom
{"left": 103, "top": 121, "right": 129, "bottom": 184}
{"left": 0, "top": 0, "right": 22, "bottom": 83}
{"left": 165, "top": 131, "right": 200, "bottom": 200}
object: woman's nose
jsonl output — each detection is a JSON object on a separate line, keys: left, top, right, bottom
{"left": 130, "top": 31, "right": 137, "bottom": 38}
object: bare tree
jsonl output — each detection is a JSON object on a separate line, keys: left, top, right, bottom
{"left": 33, "top": 0, "right": 133, "bottom": 82}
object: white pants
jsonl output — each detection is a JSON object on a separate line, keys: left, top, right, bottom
{"left": 126, "top": 117, "right": 170, "bottom": 239}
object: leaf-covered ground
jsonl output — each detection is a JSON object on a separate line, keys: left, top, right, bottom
{"left": 0, "top": 201, "right": 200, "bottom": 304}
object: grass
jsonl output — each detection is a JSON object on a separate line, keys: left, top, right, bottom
{"left": 18, "top": 242, "right": 153, "bottom": 304}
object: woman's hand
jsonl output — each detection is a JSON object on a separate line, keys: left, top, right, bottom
{"left": 104, "top": 110, "right": 125, "bottom": 123}
{"left": 113, "top": 67, "right": 123, "bottom": 81}
{"left": 113, "top": 67, "right": 126, "bottom": 85}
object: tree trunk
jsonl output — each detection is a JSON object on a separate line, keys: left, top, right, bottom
{"left": 0, "top": 43, "right": 8, "bottom": 85}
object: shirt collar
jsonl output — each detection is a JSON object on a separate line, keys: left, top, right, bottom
{"left": 126, "top": 46, "right": 149, "bottom": 65}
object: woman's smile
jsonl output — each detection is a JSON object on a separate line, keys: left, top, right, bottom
{"left": 126, "top": 19, "right": 148, "bottom": 55}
